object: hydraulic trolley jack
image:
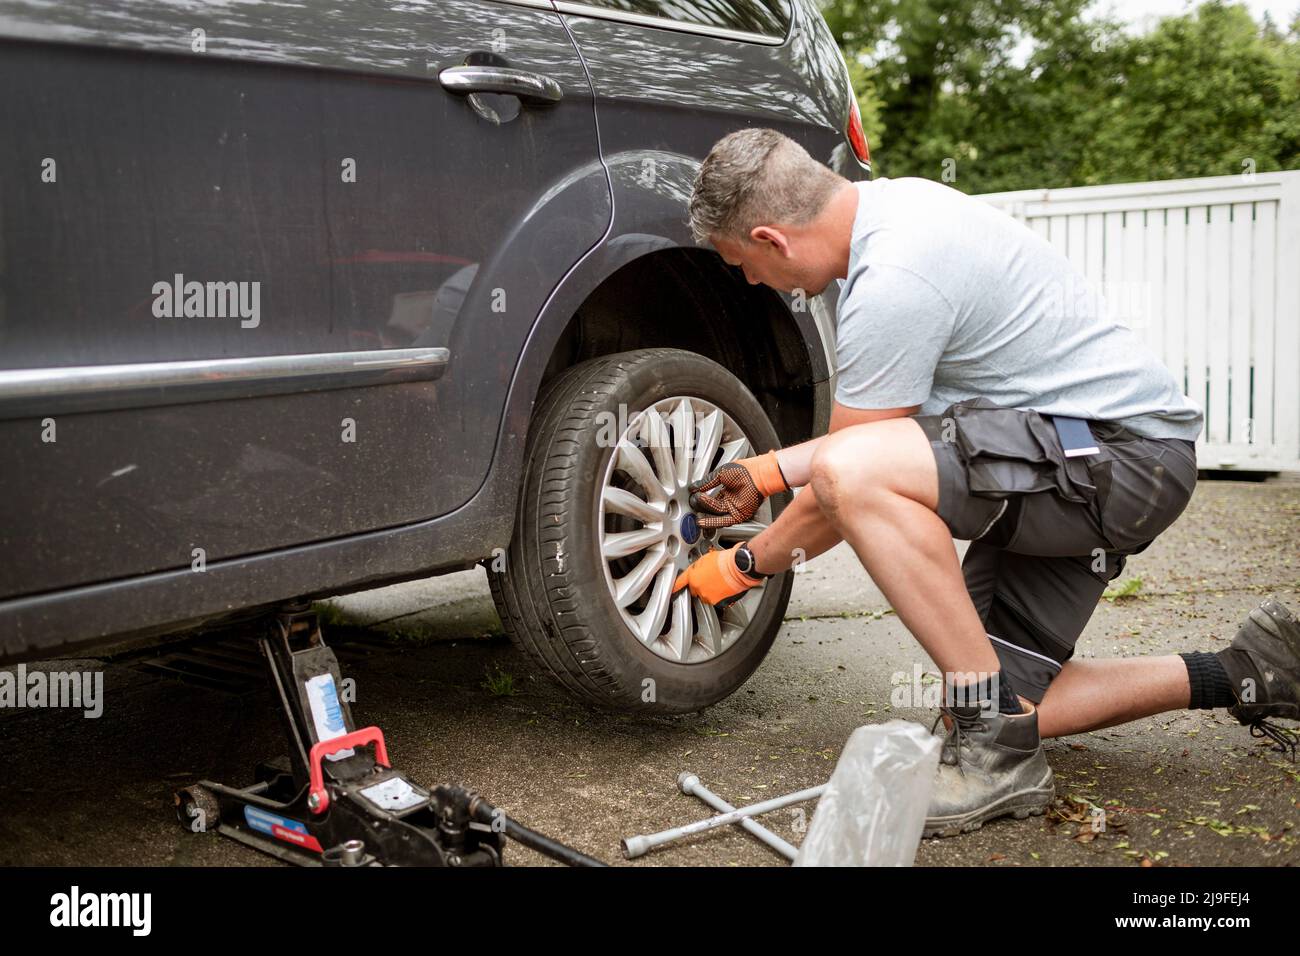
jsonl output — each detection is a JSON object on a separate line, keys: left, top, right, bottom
{"left": 173, "top": 604, "right": 604, "bottom": 867}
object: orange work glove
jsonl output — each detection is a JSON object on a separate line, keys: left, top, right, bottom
{"left": 672, "top": 544, "right": 764, "bottom": 608}
{"left": 688, "top": 450, "right": 788, "bottom": 529}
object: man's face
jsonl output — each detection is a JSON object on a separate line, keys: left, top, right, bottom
{"left": 712, "top": 230, "right": 831, "bottom": 296}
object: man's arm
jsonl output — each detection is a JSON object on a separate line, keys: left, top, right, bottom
{"left": 746, "top": 401, "right": 920, "bottom": 574}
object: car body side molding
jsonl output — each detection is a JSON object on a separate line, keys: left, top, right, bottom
{"left": 0, "top": 348, "right": 451, "bottom": 420}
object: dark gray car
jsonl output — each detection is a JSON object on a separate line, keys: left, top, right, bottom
{"left": 0, "top": 0, "right": 869, "bottom": 711}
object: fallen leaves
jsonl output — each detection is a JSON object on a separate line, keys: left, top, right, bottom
{"left": 1047, "top": 796, "right": 1129, "bottom": 844}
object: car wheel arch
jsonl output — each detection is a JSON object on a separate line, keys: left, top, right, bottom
{"left": 476, "top": 241, "right": 830, "bottom": 561}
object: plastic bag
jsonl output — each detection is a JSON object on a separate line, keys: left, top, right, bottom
{"left": 793, "top": 720, "right": 940, "bottom": 867}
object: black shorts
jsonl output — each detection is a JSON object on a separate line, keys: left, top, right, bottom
{"left": 915, "top": 399, "right": 1198, "bottom": 702}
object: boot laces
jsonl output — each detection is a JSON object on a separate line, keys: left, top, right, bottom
{"left": 1249, "top": 718, "right": 1298, "bottom": 762}
{"left": 931, "top": 706, "right": 985, "bottom": 775}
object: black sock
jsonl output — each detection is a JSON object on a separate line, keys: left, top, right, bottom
{"left": 997, "top": 673, "right": 1023, "bottom": 715}
{"left": 946, "top": 671, "right": 1022, "bottom": 715}
{"left": 1181, "top": 651, "right": 1237, "bottom": 709}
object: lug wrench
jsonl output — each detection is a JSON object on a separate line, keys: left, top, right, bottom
{"left": 622, "top": 774, "right": 826, "bottom": 859}
{"left": 677, "top": 773, "right": 798, "bottom": 861}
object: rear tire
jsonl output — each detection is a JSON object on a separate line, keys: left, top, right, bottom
{"left": 489, "top": 348, "right": 793, "bottom": 713}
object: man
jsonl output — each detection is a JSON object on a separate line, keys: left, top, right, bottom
{"left": 671, "top": 128, "right": 1300, "bottom": 838}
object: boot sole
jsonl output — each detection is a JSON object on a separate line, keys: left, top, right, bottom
{"left": 922, "top": 779, "right": 1056, "bottom": 839}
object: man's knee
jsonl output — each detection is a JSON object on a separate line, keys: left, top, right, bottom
{"left": 810, "top": 424, "right": 896, "bottom": 517}
{"left": 809, "top": 418, "right": 936, "bottom": 516}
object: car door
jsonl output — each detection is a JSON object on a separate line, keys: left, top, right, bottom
{"left": 0, "top": 0, "right": 609, "bottom": 599}
{"left": 557, "top": 0, "right": 848, "bottom": 178}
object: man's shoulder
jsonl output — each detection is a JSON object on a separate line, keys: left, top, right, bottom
{"left": 858, "top": 176, "right": 1019, "bottom": 232}
{"left": 856, "top": 175, "right": 969, "bottom": 206}
{"left": 851, "top": 177, "right": 1000, "bottom": 260}
{"left": 836, "top": 260, "right": 957, "bottom": 324}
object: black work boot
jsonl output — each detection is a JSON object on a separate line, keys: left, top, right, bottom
{"left": 922, "top": 703, "right": 1055, "bottom": 838}
{"left": 1219, "top": 597, "right": 1300, "bottom": 759}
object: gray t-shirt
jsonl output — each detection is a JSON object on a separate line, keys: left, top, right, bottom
{"left": 834, "top": 177, "right": 1204, "bottom": 441}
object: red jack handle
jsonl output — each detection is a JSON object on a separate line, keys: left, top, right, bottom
{"left": 308, "top": 726, "right": 389, "bottom": 815}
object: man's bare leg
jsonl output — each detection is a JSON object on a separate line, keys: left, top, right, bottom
{"left": 805, "top": 417, "right": 1069, "bottom": 834}
{"left": 1035, "top": 657, "right": 1191, "bottom": 738}
{"left": 802, "top": 417, "right": 1199, "bottom": 732}
{"left": 745, "top": 418, "right": 1240, "bottom": 740}
{"left": 748, "top": 417, "right": 1300, "bottom": 832}
{"left": 804, "top": 416, "right": 1000, "bottom": 678}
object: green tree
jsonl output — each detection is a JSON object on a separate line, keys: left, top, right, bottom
{"left": 1087, "top": 1, "right": 1298, "bottom": 182}
{"left": 821, "top": 0, "right": 1300, "bottom": 190}
{"left": 820, "top": 0, "right": 1092, "bottom": 181}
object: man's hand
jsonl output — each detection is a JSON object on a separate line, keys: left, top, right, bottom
{"left": 688, "top": 450, "right": 788, "bottom": 529}
{"left": 672, "top": 544, "right": 763, "bottom": 608}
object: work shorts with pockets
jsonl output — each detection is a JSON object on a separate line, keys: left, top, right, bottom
{"left": 915, "top": 398, "right": 1198, "bottom": 702}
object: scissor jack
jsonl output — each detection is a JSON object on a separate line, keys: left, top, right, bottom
{"left": 173, "top": 604, "right": 603, "bottom": 867}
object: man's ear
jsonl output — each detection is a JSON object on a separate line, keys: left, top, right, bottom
{"left": 749, "top": 225, "right": 790, "bottom": 256}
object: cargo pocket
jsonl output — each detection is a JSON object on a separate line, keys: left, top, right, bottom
{"left": 947, "top": 398, "right": 1092, "bottom": 504}
{"left": 1086, "top": 443, "right": 1195, "bottom": 554}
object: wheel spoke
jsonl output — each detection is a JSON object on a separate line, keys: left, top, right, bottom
{"left": 631, "top": 565, "right": 675, "bottom": 643}
{"left": 615, "top": 439, "right": 667, "bottom": 502}
{"left": 602, "top": 524, "right": 664, "bottom": 560}
{"left": 722, "top": 598, "right": 752, "bottom": 633}
{"left": 691, "top": 409, "right": 724, "bottom": 483}
{"left": 696, "top": 598, "right": 723, "bottom": 657}
{"left": 717, "top": 436, "right": 749, "bottom": 467}
{"left": 664, "top": 590, "right": 694, "bottom": 661}
{"left": 613, "top": 545, "right": 669, "bottom": 608}
{"left": 640, "top": 409, "right": 676, "bottom": 496}
{"left": 602, "top": 486, "right": 665, "bottom": 524}
{"left": 671, "top": 398, "right": 694, "bottom": 490}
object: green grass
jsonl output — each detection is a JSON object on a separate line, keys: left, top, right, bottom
{"left": 481, "top": 665, "right": 517, "bottom": 697}
{"left": 382, "top": 626, "right": 436, "bottom": 645}
{"left": 1103, "top": 577, "right": 1143, "bottom": 601}
{"left": 311, "top": 601, "right": 349, "bottom": 627}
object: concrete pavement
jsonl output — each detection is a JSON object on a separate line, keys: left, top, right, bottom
{"left": 1, "top": 479, "right": 1295, "bottom": 866}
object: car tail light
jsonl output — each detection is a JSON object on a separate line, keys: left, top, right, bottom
{"left": 846, "top": 96, "right": 870, "bottom": 166}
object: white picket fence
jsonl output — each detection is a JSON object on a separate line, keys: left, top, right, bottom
{"left": 978, "top": 171, "right": 1300, "bottom": 472}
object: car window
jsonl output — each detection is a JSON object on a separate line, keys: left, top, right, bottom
{"left": 569, "top": 0, "right": 792, "bottom": 39}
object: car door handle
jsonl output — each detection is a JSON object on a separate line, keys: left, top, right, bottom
{"left": 438, "top": 66, "right": 563, "bottom": 105}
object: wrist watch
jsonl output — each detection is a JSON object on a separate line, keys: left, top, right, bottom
{"left": 734, "top": 542, "right": 773, "bottom": 578}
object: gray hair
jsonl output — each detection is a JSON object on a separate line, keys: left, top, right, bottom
{"left": 688, "top": 128, "right": 845, "bottom": 244}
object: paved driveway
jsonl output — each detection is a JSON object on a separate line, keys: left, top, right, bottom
{"left": 2, "top": 479, "right": 1296, "bottom": 866}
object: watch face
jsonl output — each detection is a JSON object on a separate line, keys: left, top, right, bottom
{"left": 737, "top": 545, "right": 754, "bottom": 574}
